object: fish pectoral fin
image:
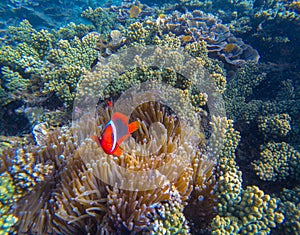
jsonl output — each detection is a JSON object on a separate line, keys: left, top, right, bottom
{"left": 91, "top": 135, "right": 101, "bottom": 146}
{"left": 112, "top": 145, "right": 123, "bottom": 157}
{"left": 128, "top": 121, "right": 140, "bottom": 133}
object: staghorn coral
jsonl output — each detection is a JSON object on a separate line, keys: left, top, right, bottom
{"left": 252, "top": 141, "right": 300, "bottom": 181}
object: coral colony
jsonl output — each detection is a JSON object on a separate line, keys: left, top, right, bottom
{"left": 0, "top": 0, "right": 299, "bottom": 235}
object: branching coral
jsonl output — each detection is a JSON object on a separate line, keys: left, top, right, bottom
{"left": 211, "top": 119, "right": 285, "bottom": 234}
{"left": 81, "top": 7, "right": 119, "bottom": 36}
{"left": 275, "top": 187, "right": 300, "bottom": 235}
{"left": 42, "top": 32, "right": 100, "bottom": 106}
{"left": 0, "top": 19, "right": 99, "bottom": 115}
{"left": 258, "top": 113, "right": 291, "bottom": 139}
{"left": 224, "top": 62, "right": 267, "bottom": 122}
{"left": 252, "top": 141, "right": 300, "bottom": 181}
{"left": 2, "top": 3, "right": 298, "bottom": 235}
{"left": 212, "top": 185, "right": 285, "bottom": 235}
{"left": 0, "top": 172, "right": 17, "bottom": 235}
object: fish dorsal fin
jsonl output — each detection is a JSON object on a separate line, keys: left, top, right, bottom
{"left": 112, "top": 112, "right": 129, "bottom": 141}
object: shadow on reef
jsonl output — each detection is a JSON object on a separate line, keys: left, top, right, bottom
{"left": 0, "top": 101, "right": 31, "bottom": 136}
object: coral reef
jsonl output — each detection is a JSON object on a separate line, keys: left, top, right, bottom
{"left": 258, "top": 113, "right": 291, "bottom": 139}
{"left": 1, "top": 37, "right": 230, "bottom": 233}
{"left": 212, "top": 185, "right": 285, "bottom": 235}
{"left": 252, "top": 142, "right": 300, "bottom": 181}
{"left": 179, "top": 0, "right": 300, "bottom": 65}
{"left": 0, "top": 19, "right": 99, "bottom": 105}
{"left": 224, "top": 62, "right": 267, "bottom": 123}
{"left": 0, "top": 172, "right": 17, "bottom": 235}
{"left": 224, "top": 60, "right": 300, "bottom": 169}
{"left": 0, "top": 20, "right": 100, "bottom": 134}
{"left": 151, "top": 10, "right": 260, "bottom": 66}
{"left": 0, "top": 1, "right": 299, "bottom": 235}
{"left": 85, "top": 3, "right": 260, "bottom": 66}
{"left": 275, "top": 187, "right": 300, "bottom": 235}
{"left": 211, "top": 120, "right": 285, "bottom": 235}
{"left": 81, "top": 7, "right": 119, "bottom": 35}
{"left": 1, "top": 98, "right": 219, "bottom": 234}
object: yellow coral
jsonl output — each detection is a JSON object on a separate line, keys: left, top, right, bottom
{"left": 252, "top": 142, "right": 300, "bottom": 181}
{"left": 258, "top": 113, "right": 291, "bottom": 139}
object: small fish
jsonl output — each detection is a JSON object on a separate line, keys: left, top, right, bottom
{"left": 181, "top": 35, "right": 193, "bottom": 43}
{"left": 91, "top": 112, "right": 139, "bottom": 156}
{"left": 223, "top": 43, "right": 236, "bottom": 53}
{"left": 129, "top": 5, "right": 142, "bottom": 18}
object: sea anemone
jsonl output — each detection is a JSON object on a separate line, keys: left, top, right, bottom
{"left": 2, "top": 92, "right": 220, "bottom": 234}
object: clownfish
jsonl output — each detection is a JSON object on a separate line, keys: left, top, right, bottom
{"left": 91, "top": 111, "right": 139, "bottom": 156}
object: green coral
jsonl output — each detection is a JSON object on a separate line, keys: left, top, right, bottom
{"left": 0, "top": 20, "right": 100, "bottom": 108}
{"left": 212, "top": 119, "right": 285, "bottom": 234}
{"left": 81, "top": 7, "right": 118, "bottom": 36}
{"left": 212, "top": 185, "right": 284, "bottom": 235}
{"left": 252, "top": 142, "right": 300, "bottom": 181}
{"left": 151, "top": 189, "right": 190, "bottom": 235}
{"left": 1, "top": 66, "right": 30, "bottom": 101}
{"left": 55, "top": 22, "right": 95, "bottom": 40}
{"left": 153, "top": 33, "right": 181, "bottom": 50}
{"left": 0, "top": 173, "right": 17, "bottom": 235}
{"left": 126, "top": 22, "right": 150, "bottom": 45}
{"left": 42, "top": 33, "right": 100, "bottom": 105}
{"left": 225, "top": 62, "right": 267, "bottom": 122}
{"left": 215, "top": 118, "right": 243, "bottom": 214}
{"left": 258, "top": 113, "right": 291, "bottom": 139}
{"left": 275, "top": 187, "right": 300, "bottom": 235}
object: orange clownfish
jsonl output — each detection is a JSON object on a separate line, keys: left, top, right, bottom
{"left": 91, "top": 112, "right": 139, "bottom": 156}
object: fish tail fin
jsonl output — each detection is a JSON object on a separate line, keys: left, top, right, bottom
{"left": 91, "top": 135, "right": 101, "bottom": 146}
{"left": 128, "top": 121, "right": 140, "bottom": 133}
